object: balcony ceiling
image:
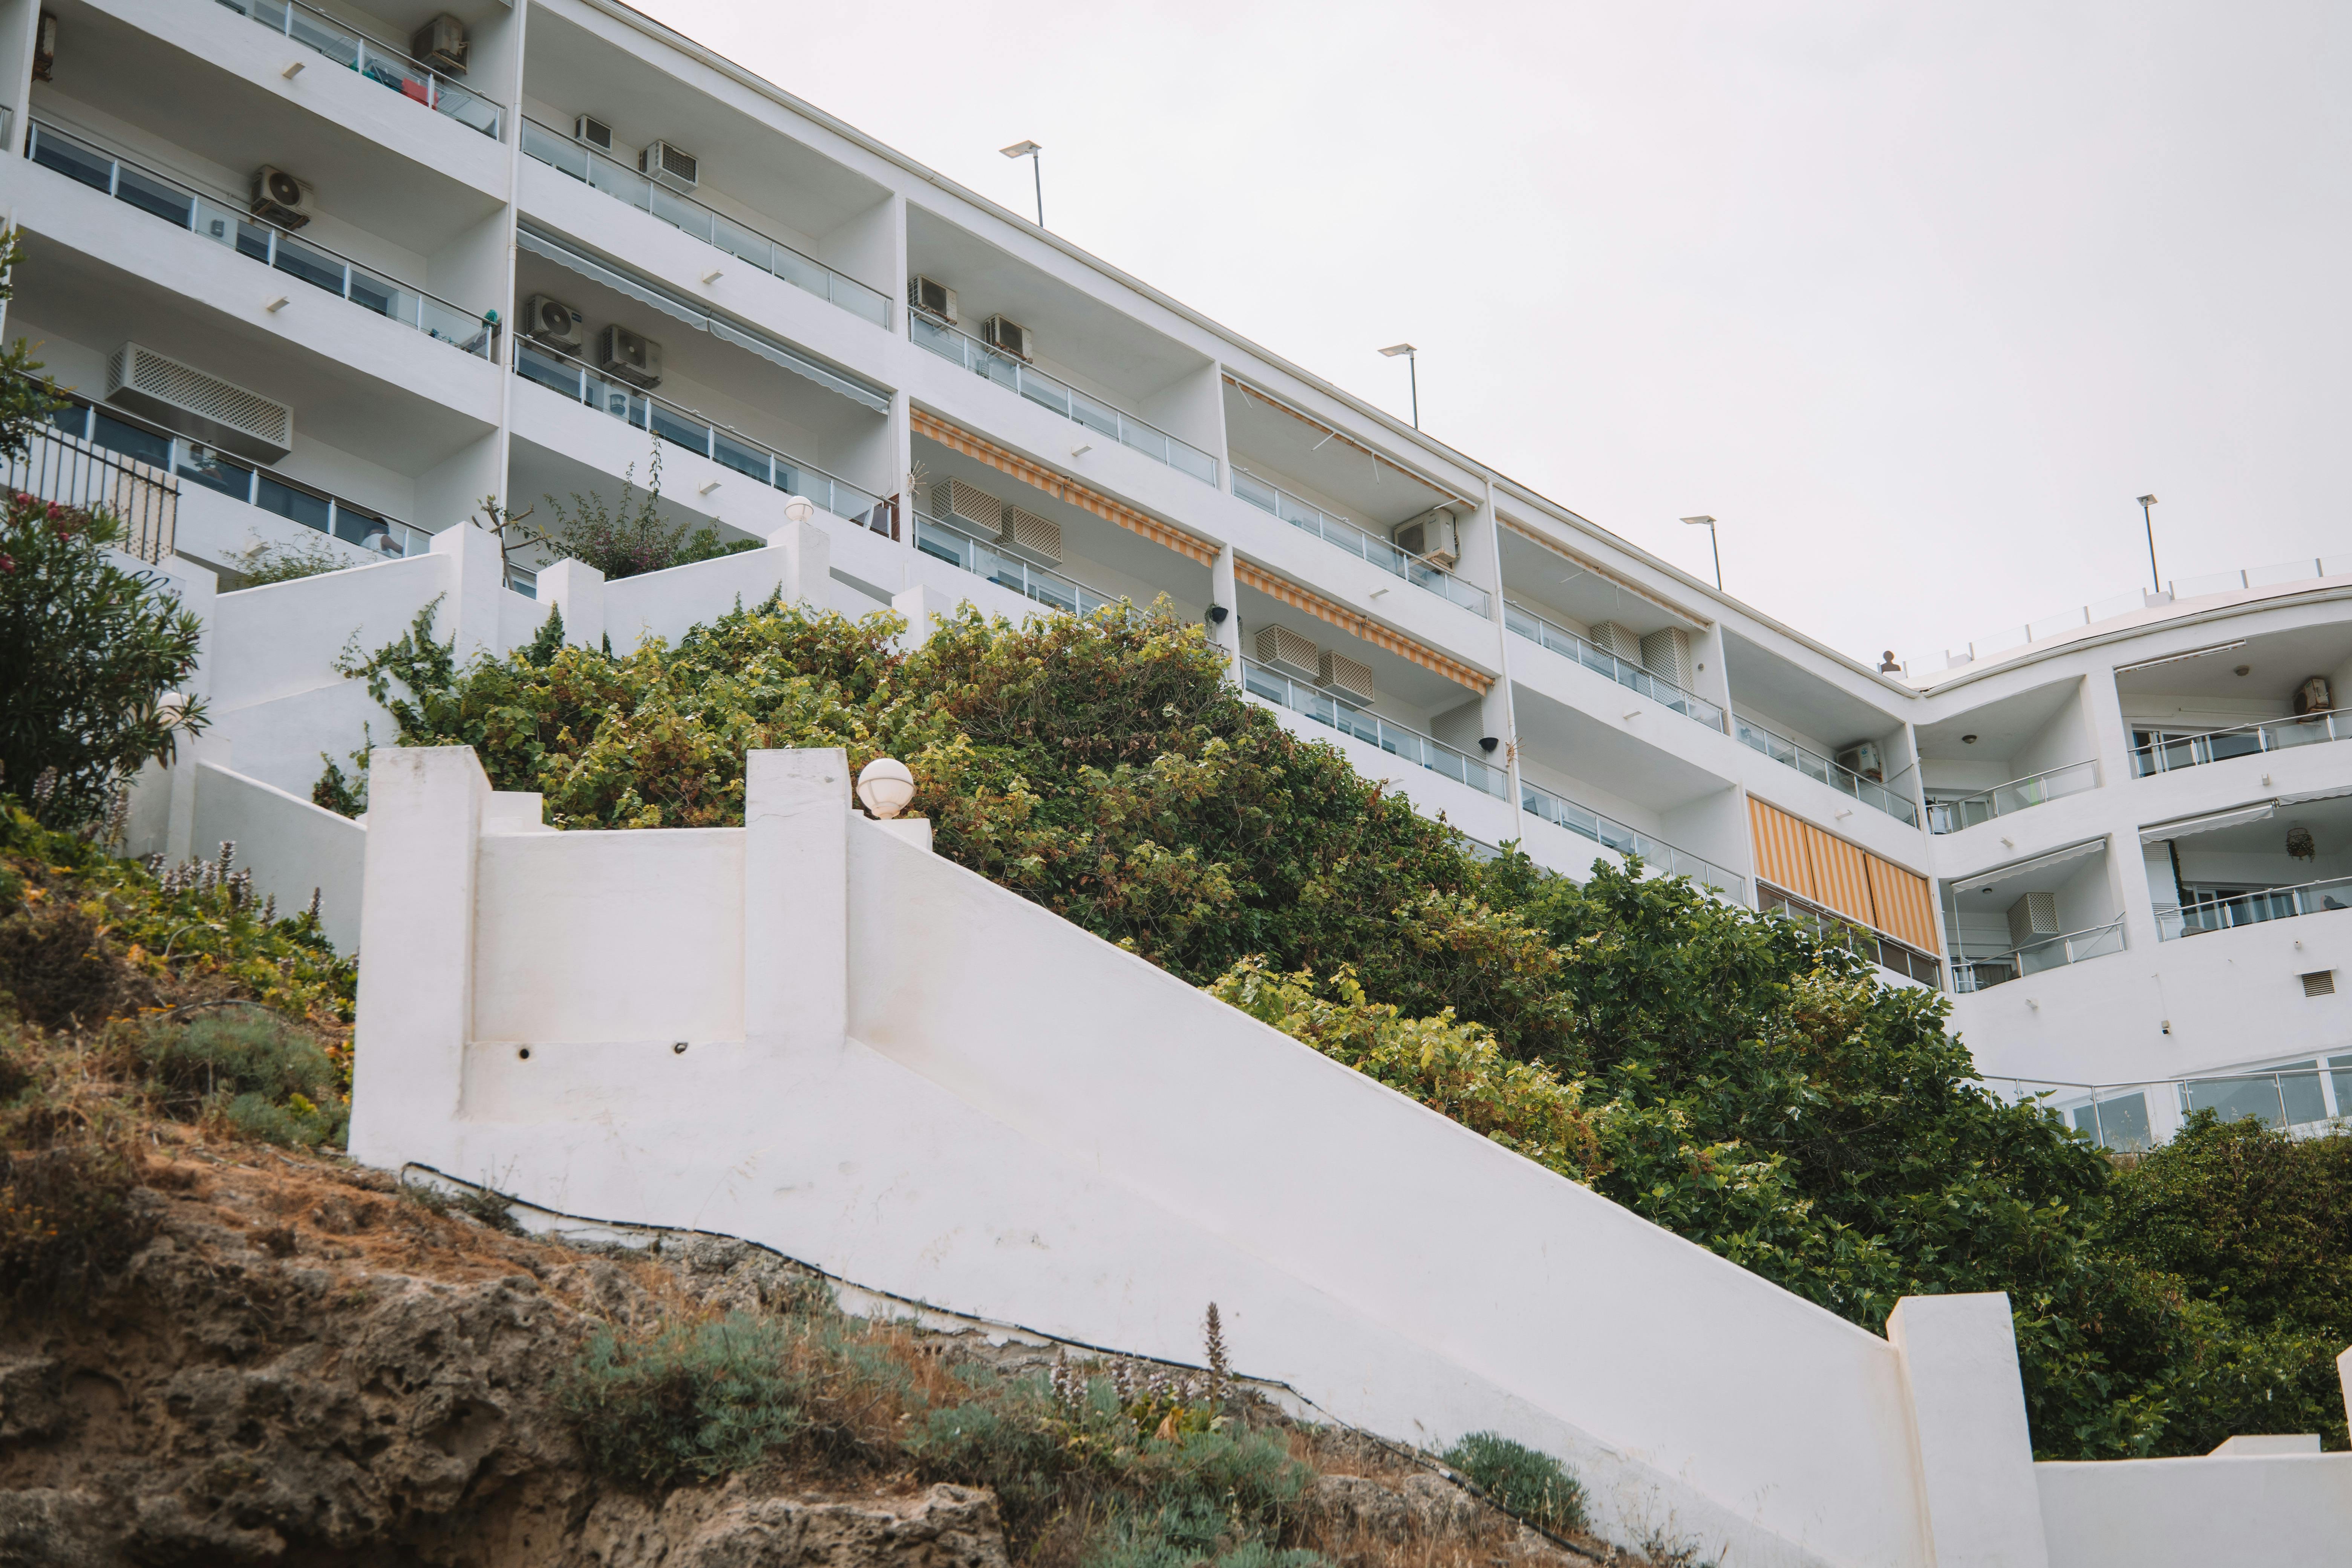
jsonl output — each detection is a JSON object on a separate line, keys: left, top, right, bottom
{"left": 1915, "top": 677, "right": 2077, "bottom": 761}
{"left": 1511, "top": 680, "right": 1737, "bottom": 815}
{"left": 1947, "top": 839, "right": 2108, "bottom": 913}
{"left": 2115, "top": 621, "right": 2352, "bottom": 703}
{"left": 1724, "top": 629, "right": 1902, "bottom": 748}
{"left": 1223, "top": 381, "right": 1454, "bottom": 531}
{"left": 1499, "top": 528, "right": 1700, "bottom": 641}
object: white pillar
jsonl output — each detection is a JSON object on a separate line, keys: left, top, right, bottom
{"left": 1886, "top": 1292, "right": 2050, "bottom": 1568}
{"left": 536, "top": 557, "right": 605, "bottom": 649}
{"left": 346, "top": 746, "right": 491, "bottom": 1169}
{"left": 765, "top": 518, "right": 832, "bottom": 609}
{"left": 891, "top": 583, "right": 954, "bottom": 648}
{"left": 743, "top": 748, "right": 849, "bottom": 1058}
{"left": 429, "top": 521, "right": 505, "bottom": 662}
{"left": 1210, "top": 543, "right": 1240, "bottom": 674}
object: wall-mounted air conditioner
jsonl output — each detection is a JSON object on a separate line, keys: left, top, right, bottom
{"left": 937, "top": 479, "right": 1000, "bottom": 534}
{"left": 1641, "top": 626, "right": 1694, "bottom": 692}
{"left": 982, "top": 315, "right": 1034, "bottom": 361}
{"left": 1834, "top": 739, "right": 1885, "bottom": 783}
{"left": 597, "top": 323, "right": 662, "bottom": 388}
{"left": 106, "top": 343, "right": 292, "bottom": 462}
{"left": 410, "top": 13, "right": 467, "bottom": 76}
{"left": 640, "top": 141, "right": 698, "bottom": 193}
{"left": 1589, "top": 621, "right": 1643, "bottom": 665}
{"left": 999, "top": 506, "right": 1061, "bottom": 566}
{"left": 908, "top": 276, "right": 958, "bottom": 326}
{"left": 1392, "top": 507, "right": 1459, "bottom": 568}
{"left": 573, "top": 115, "right": 614, "bottom": 153}
{"left": 524, "top": 294, "right": 583, "bottom": 354}
{"left": 2006, "top": 891, "right": 2059, "bottom": 951}
{"left": 1255, "top": 625, "right": 1318, "bottom": 683}
{"left": 250, "top": 166, "right": 312, "bottom": 230}
{"left": 1317, "top": 649, "right": 1374, "bottom": 705}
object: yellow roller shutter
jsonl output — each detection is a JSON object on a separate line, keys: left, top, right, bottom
{"left": 1866, "top": 856, "right": 1937, "bottom": 953}
{"left": 1803, "top": 824, "right": 1876, "bottom": 927}
{"left": 1749, "top": 798, "right": 1815, "bottom": 900}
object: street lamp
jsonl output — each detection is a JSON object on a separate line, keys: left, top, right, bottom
{"left": 1000, "top": 141, "right": 1043, "bottom": 228}
{"left": 1681, "top": 516, "right": 1721, "bottom": 589}
{"left": 2138, "top": 494, "right": 2161, "bottom": 594}
{"left": 1378, "top": 343, "right": 1418, "bottom": 428}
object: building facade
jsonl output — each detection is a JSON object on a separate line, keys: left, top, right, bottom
{"left": 3, "top": 0, "right": 2346, "bottom": 1141}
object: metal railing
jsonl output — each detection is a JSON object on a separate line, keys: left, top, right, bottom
{"left": 1945, "top": 554, "right": 2352, "bottom": 668}
{"left": 909, "top": 312, "right": 1217, "bottom": 484}
{"left": 914, "top": 510, "right": 1118, "bottom": 618}
{"left": 1732, "top": 716, "right": 1919, "bottom": 827}
{"left": 1232, "top": 469, "right": 1488, "bottom": 616}
{"left": 1925, "top": 760, "right": 2101, "bottom": 833}
{"left": 1505, "top": 602, "right": 1727, "bottom": 732}
{"left": 214, "top": 0, "right": 502, "bottom": 138}
{"left": 1517, "top": 779, "right": 1745, "bottom": 902}
{"left": 520, "top": 119, "right": 888, "bottom": 328}
{"left": 2130, "top": 711, "right": 2352, "bottom": 776}
{"left": 3, "top": 424, "right": 176, "bottom": 562}
{"left": 1989, "top": 1058, "right": 2352, "bottom": 1153}
{"left": 513, "top": 340, "right": 888, "bottom": 531}
{"left": 2158, "top": 876, "right": 2352, "bottom": 941}
{"left": 26, "top": 120, "right": 495, "bottom": 357}
{"left": 1950, "top": 916, "right": 2127, "bottom": 992}
{"left": 1757, "top": 882, "right": 1943, "bottom": 988}
{"left": 1241, "top": 659, "right": 1507, "bottom": 798}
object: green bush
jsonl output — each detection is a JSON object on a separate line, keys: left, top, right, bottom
{"left": 559, "top": 1313, "right": 810, "bottom": 1488}
{"left": 142, "top": 1010, "right": 349, "bottom": 1148}
{"left": 1440, "top": 1431, "right": 1586, "bottom": 1534}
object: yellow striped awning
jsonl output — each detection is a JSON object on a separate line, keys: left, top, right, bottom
{"left": 911, "top": 409, "right": 1217, "bottom": 566}
{"left": 1234, "top": 560, "right": 1491, "bottom": 693}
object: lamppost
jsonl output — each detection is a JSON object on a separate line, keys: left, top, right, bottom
{"left": 1378, "top": 343, "right": 1418, "bottom": 428}
{"left": 1681, "top": 516, "right": 1721, "bottom": 589}
{"left": 1000, "top": 141, "right": 1043, "bottom": 228}
{"left": 2138, "top": 494, "right": 2161, "bottom": 595}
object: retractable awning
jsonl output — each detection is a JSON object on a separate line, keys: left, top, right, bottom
{"left": 2139, "top": 803, "right": 2276, "bottom": 845}
{"left": 2278, "top": 784, "right": 2352, "bottom": 806}
{"left": 1952, "top": 838, "right": 2107, "bottom": 893}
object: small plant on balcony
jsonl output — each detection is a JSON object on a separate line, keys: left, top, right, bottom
{"left": 2287, "top": 825, "right": 2317, "bottom": 862}
{"left": 529, "top": 443, "right": 757, "bottom": 580}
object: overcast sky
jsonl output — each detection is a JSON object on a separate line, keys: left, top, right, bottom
{"left": 636, "top": 0, "right": 2349, "bottom": 673}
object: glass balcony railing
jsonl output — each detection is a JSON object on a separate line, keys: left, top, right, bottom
{"left": 1925, "top": 760, "right": 2100, "bottom": 833}
{"left": 1950, "top": 917, "right": 2127, "bottom": 991}
{"left": 914, "top": 510, "right": 1119, "bottom": 619}
{"left": 1758, "top": 882, "right": 1943, "bottom": 988}
{"left": 1241, "top": 659, "right": 1507, "bottom": 798}
{"left": 519, "top": 119, "right": 889, "bottom": 328}
{"left": 1232, "top": 469, "right": 1489, "bottom": 616}
{"left": 26, "top": 121, "right": 495, "bottom": 357}
{"left": 1505, "top": 602, "right": 1726, "bottom": 732}
{"left": 1992, "top": 1056, "right": 2352, "bottom": 1153}
{"left": 909, "top": 312, "right": 1217, "bottom": 485}
{"left": 513, "top": 340, "right": 887, "bottom": 529}
{"left": 214, "top": 0, "right": 502, "bottom": 138}
{"left": 1517, "top": 779, "right": 1745, "bottom": 903}
{"left": 2130, "top": 710, "right": 2352, "bottom": 777}
{"left": 2159, "top": 876, "right": 2352, "bottom": 941}
{"left": 1733, "top": 715, "right": 1920, "bottom": 827}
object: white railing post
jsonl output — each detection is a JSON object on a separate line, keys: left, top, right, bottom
{"left": 1888, "top": 1293, "right": 2052, "bottom": 1568}
{"left": 743, "top": 749, "right": 850, "bottom": 1057}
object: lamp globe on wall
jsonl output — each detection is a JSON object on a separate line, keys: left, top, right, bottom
{"left": 782, "top": 495, "right": 816, "bottom": 524}
{"left": 856, "top": 756, "right": 916, "bottom": 820}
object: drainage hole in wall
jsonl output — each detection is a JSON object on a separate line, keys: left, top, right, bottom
{"left": 672, "top": 1040, "right": 689, "bottom": 1055}
{"left": 517, "top": 1046, "right": 531, "bottom": 1061}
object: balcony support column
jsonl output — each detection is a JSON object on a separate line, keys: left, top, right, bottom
{"left": 1210, "top": 543, "right": 1240, "bottom": 676}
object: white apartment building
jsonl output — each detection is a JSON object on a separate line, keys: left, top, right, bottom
{"left": 3, "top": 0, "right": 2346, "bottom": 1147}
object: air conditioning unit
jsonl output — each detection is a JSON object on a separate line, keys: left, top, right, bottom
{"left": 573, "top": 115, "right": 614, "bottom": 153}
{"left": 982, "top": 315, "right": 1034, "bottom": 361}
{"left": 250, "top": 166, "right": 312, "bottom": 230}
{"left": 1834, "top": 739, "right": 1885, "bottom": 783}
{"left": 998, "top": 506, "right": 1061, "bottom": 566}
{"left": 524, "top": 294, "right": 583, "bottom": 354}
{"left": 1317, "top": 649, "right": 1374, "bottom": 705}
{"left": 640, "top": 141, "right": 699, "bottom": 193}
{"left": 1255, "top": 625, "right": 1319, "bottom": 683}
{"left": 1589, "top": 621, "right": 1643, "bottom": 665}
{"left": 1392, "top": 507, "right": 1460, "bottom": 568}
{"left": 2295, "top": 675, "right": 2334, "bottom": 715}
{"left": 2006, "top": 891, "right": 2060, "bottom": 951}
{"left": 908, "top": 276, "right": 958, "bottom": 325}
{"left": 410, "top": 13, "right": 467, "bottom": 76}
{"left": 596, "top": 323, "right": 662, "bottom": 388}
{"left": 1641, "top": 626, "right": 1694, "bottom": 692}
{"left": 105, "top": 342, "right": 292, "bottom": 462}
{"left": 937, "top": 479, "right": 1001, "bottom": 534}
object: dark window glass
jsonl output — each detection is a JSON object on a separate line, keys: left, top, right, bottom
{"left": 176, "top": 446, "right": 253, "bottom": 498}
{"left": 254, "top": 473, "right": 331, "bottom": 531}
{"left": 90, "top": 411, "right": 170, "bottom": 469}
{"left": 113, "top": 166, "right": 193, "bottom": 227}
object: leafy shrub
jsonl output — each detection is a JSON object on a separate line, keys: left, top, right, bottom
{"left": 1439, "top": 1431, "right": 1586, "bottom": 1534}
{"left": 228, "top": 533, "right": 352, "bottom": 586}
{"left": 533, "top": 449, "right": 759, "bottom": 580}
{"left": 559, "top": 1313, "right": 812, "bottom": 1488}
{"left": 143, "top": 1010, "right": 348, "bottom": 1148}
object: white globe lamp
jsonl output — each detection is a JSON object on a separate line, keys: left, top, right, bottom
{"left": 782, "top": 495, "right": 816, "bottom": 524}
{"left": 855, "top": 756, "right": 916, "bottom": 820}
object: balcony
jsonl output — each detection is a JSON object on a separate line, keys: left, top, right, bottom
{"left": 4, "top": 420, "right": 174, "bottom": 562}
{"left": 1759, "top": 884, "right": 1945, "bottom": 988}
{"left": 1517, "top": 779, "right": 1744, "bottom": 902}
{"left": 2159, "top": 876, "right": 2352, "bottom": 941}
{"left": 25, "top": 120, "right": 494, "bottom": 357}
{"left": 519, "top": 119, "right": 888, "bottom": 329}
{"left": 1735, "top": 715, "right": 1919, "bottom": 827}
{"left": 909, "top": 312, "right": 1217, "bottom": 485}
{"left": 1950, "top": 917, "right": 2126, "bottom": 992}
{"left": 914, "top": 510, "right": 1119, "bottom": 618}
{"left": 513, "top": 340, "right": 885, "bottom": 528}
{"left": 2130, "top": 711, "right": 2352, "bottom": 778}
{"left": 1234, "top": 469, "right": 1489, "bottom": 616}
{"left": 1991, "top": 1056, "right": 2352, "bottom": 1153}
{"left": 1926, "top": 760, "right": 2100, "bottom": 834}
{"left": 213, "top": 0, "right": 502, "bottom": 139}
{"left": 1241, "top": 659, "right": 1506, "bottom": 798}
{"left": 1506, "top": 601, "right": 1725, "bottom": 733}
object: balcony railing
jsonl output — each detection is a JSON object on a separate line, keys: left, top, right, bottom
{"left": 914, "top": 510, "right": 1118, "bottom": 619}
{"left": 4, "top": 423, "right": 176, "bottom": 562}
{"left": 26, "top": 121, "right": 495, "bottom": 357}
{"left": 1733, "top": 716, "right": 1919, "bottom": 827}
{"left": 1518, "top": 779, "right": 1744, "bottom": 903}
{"left": 520, "top": 119, "right": 888, "bottom": 328}
{"left": 1505, "top": 602, "right": 1726, "bottom": 732}
{"left": 2159, "top": 876, "right": 2352, "bottom": 941}
{"left": 909, "top": 312, "right": 1217, "bottom": 485}
{"left": 2130, "top": 711, "right": 2352, "bottom": 777}
{"left": 1758, "top": 882, "right": 1943, "bottom": 988}
{"left": 1241, "top": 659, "right": 1506, "bottom": 798}
{"left": 1991, "top": 1057, "right": 2352, "bottom": 1153}
{"left": 214, "top": 0, "right": 501, "bottom": 139}
{"left": 513, "top": 340, "right": 888, "bottom": 532}
{"left": 1925, "top": 760, "right": 2100, "bottom": 834}
{"left": 1233, "top": 469, "right": 1489, "bottom": 616}
{"left": 1950, "top": 917, "right": 2127, "bottom": 992}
